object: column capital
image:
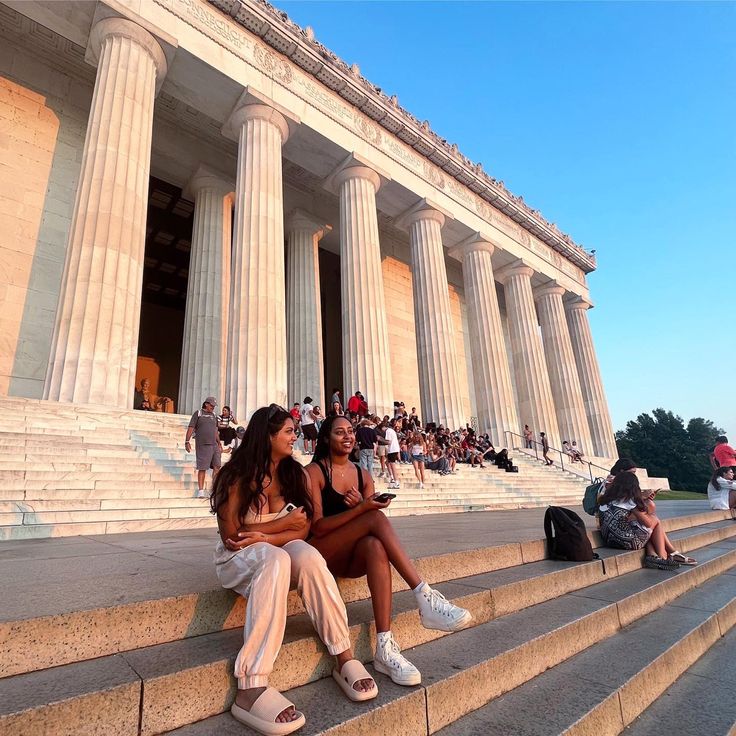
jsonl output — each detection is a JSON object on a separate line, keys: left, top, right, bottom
{"left": 564, "top": 294, "right": 594, "bottom": 311}
{"left": 495, "top": 259, "right": 535, "bottom": 285}
{"left": 183, "top": 165, "right": 235, "bottom": 201}
{"left": 323, "top": 152, "right": 391, "bottom": 194}
{"left": 285, "top": 208, "right": 331, "bottom": 239}
{"left": 448, "top": 232, "right": 496, "bottom": 262}
{"left": 534, "top": 280, "right": 566, "bottom": 301}
{"left": 395, "top": 198, "right": 452, "bottom": 231}
{"left": 222, "top": 102, "right": 291, "bottom": 144}
{"left": 87, "top": 17, "right": 168, "bottom": 93}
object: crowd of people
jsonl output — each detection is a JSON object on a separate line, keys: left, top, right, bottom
{"left": 177, "top": 391, "right": 736, "bottom": 734}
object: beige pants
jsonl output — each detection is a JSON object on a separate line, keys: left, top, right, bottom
{"left": 215, "top": 540, "right": 351, "bottom": 689}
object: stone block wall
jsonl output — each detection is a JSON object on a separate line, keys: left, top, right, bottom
{"left": 0, "top": 40, "right": 91, "bottom": 398}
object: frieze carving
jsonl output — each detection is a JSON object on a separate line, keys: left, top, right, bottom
{"left": 423, "top": 161, "right": 445, "bottom": 190}
{"left": 354, "top": 112, "right": 382, "bottom": 146}
{"left": 157, "top": 0, "right": 248, "bottom": 50}
{"left": 254, "top": 43, "right": 293, "bottom": 84}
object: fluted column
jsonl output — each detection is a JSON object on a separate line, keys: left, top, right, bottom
{"left": 178, "top": 167, "right": 234, "bottom": 414}
{"left": 564, "top": 296, "right": 617, "bottom": 458}
{"left": 225, "top": 103, "right": 290, "bottom": 421}
{"left": 404, "top": 206, "right": 463, "bottom": 429}
{"left": 449, "top": 235, "right": 518, "bottom": 445}
{"left": 496, "top": 261, "right": 560, "bottom": 445}
{"left": 335, "top": 165, "right": 393, "bottom": 416}
{"left": 286, "top": 209, "right": 329, "bottom": 406}
{"left": 44, "top": 18, "right": 167, "bottom": 407}
{"left": 535, "top": 282, "right": 593, "bottom": 453}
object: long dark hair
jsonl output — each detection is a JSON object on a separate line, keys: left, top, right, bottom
{"left": 211, "top": 404, "right": 313, "bottom": 524}
{"left": 710, "top": 466, "right": 733, "bottom": 488}
{"left": 313, "top": 414, "right": 353, "bottom": 465}
{"left": 598, "top": 471, "right": 646, "bottom": 511}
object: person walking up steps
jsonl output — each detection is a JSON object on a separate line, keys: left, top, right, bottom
{"left": 185, "top": 397, "right": 223, "bottom": 498}
{"left": 540, "top": 431, "right": 554, "bottom": 466}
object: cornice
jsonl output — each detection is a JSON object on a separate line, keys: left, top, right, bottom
{"left": 207, "top": 0, "right": 597, "bottom": 274}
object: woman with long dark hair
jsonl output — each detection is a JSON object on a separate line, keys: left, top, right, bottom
{"left": 707, "top": 466, "right": 736, "bottom": 509}
{"left": 211, "top": 405, "right": 377, "bottom": 735}
{"left": 598, "top": 471, "right": 696, "bottom": 569}
{"left": 306, "top": 415, "right": 472, "bottom": 688}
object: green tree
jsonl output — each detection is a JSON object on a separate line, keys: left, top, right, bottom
{"left": 614, "top": 409, "right": 724, "bottom": 493}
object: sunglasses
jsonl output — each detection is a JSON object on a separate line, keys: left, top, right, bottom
{"left": 268, "top": 403, "right": 287, "bottom": 419}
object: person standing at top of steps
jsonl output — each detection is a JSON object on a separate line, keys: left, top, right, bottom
{"left": 305, "top": 415, "right": 473, "bottom": 688}
{"left": 211, "top": 405, "right": 378, "bottom": 736}
{"left": 185, "top": 397, "right": 223, "bottom": 499}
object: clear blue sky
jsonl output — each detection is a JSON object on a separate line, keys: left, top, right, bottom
{"left": 280, "top": 0, "right": 736, "bottom": 438}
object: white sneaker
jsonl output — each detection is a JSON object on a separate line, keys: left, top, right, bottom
{"left": 196, "top": 489, "right": 208, "bottom": 499}
{"left": 373, "top": 632, "right": 421, "bottom": 686}
{"left": 416, "top": 583, "right": 472, "bottom": 632}
{"left": 419, "top": 482, "right": 425, "bottom": 489}
{"left": 388, "top": 480, "right": 400, "bottom": 489}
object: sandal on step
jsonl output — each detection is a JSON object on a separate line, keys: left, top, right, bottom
{"left": 332, "top": 659, "right": 378, "bottom": 702}
{"left": 230, "top": 687, "right": 305, "bottom": 735}
{"left": 669, "top": 551, "right": 697, "bottom": 566}
{"left": 644, "top": 555, "right": 679, "bottom": 571}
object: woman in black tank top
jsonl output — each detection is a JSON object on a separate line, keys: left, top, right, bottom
{"left": 305, "top": 415, "right": 472, "bottom": 687}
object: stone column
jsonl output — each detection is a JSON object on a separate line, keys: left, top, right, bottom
{"left": 225, "top": 103, "right": 290, "bottom": 421}
{"left": 335, "top": 165, "right": 393, "bottom": 417}
{"left": 496, "top": 261, "right": 560, "bottom": 446}
{"left": 404, "top": 205, "right": 463, "bottom": 429}
{"left": 534, "top": 282, "right": 593, "bottom": 453}
{"left": 449, "top": 235, "right": 518, "bottom": 445}
{"left": 564, "top": 296, "right": 618, "bottom": 458}
{"left": 178, "top": 167, "right": 234, "bottom": 415}
{"left": 44, "top": 18, "right": 167, "bottom": 407}
{"left": 285, "top": 209, "right": 329, "bottom": 407}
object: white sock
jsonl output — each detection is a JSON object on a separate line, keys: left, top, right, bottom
{"left": 413, "top": 581, "right": 428, "bottom": 599}
{"left": 376, "top": 631, "right": 393, "bottom": 649}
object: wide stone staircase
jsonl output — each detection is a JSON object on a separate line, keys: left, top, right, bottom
{"left": 1, "top": 507, "right": 734, "bottom": 735}
{"left": 0, "top": 397, "right": 588, "bottom": 540}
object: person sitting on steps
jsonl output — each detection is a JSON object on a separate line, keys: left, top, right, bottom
{"left": 210, "top": 405, "right": 377, "bottom": 736}
{"left": 305, "top": 414, "right": 473, "bottom": 687}
{"left": 598, "top": 470, "right": 696, "bottom": 570}
{"left": 707, "top": 466, "right": 736, "bottom": 510}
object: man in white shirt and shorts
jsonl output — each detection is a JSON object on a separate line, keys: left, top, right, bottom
{"left": 300, "top": 396, "right": 317, "bottom": 454}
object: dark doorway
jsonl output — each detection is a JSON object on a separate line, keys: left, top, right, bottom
{"left": 137, "top": 176, "right": 194, "bottom": 407}
{"left": 319, "top": 249, "right": 342, "bottom": 409}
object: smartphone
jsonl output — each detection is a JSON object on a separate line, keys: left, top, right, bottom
{"left": 283, "top": 503, "right": 297, "bottom": 513}
{"left": 373, "top": 492, "right": 396, "bottom": 503}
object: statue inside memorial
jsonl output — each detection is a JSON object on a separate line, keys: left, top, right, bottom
{"left": 133, "top": 377, "right": 174, "bottom": 412}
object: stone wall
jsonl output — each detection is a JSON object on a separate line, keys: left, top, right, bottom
{"left": 0, "top": 41, "right": 91, "bottom": 398}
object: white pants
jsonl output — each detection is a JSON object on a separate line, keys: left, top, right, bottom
{"left": 215, "top": 540, "right": 351, "bottom": 689}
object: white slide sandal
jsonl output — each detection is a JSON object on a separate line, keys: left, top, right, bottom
{"left": 332, "top": 659, "right": 379, "bottom": 702}
{"left": 230, "top": 687, "right": 306, "bottom": 735}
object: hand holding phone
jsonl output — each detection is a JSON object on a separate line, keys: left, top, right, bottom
{"left": 372, "top": 492, "right": 396, "bottom": 503}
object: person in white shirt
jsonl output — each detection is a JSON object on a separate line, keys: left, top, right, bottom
{"left": 384, "top": 418, "right": 401, "bottom": 489}
{"left": 299, "top": 396, "right": 317, "bottom": 454}
{"left": 707, "top": 466, "right": 736, "bottom": 510}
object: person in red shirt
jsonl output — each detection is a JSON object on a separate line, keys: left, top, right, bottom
{"left": 713, "top": 436, "right": 736, "bottom": 468}
{"left": 347, "top": 391, "right": 362, "bottom": 418}
{"left": 290, "top": 403, "right": 301, "bottom": 424}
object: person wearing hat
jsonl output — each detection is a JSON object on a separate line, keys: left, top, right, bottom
{"left": 185, "top": 396, "right": 223, "bottom": 498}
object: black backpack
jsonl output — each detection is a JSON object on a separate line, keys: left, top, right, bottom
{"left": 544, "top": 506, "right": 597, "bottom": 562}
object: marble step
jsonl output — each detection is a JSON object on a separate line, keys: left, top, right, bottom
{"left": 623, "top": 623, "right": 736, "bottom": 736}
{"left": 152, "top": 537, "right": 736, "bottom": 735}
{"left": 2, "top": 514, "right": 731, "bottom": 679}
{"left": 434, "top": 567, "right": 736, "bottom": 736}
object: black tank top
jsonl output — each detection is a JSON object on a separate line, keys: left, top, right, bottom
{"left": 316, "top": 461, "right": 364, "bottom": 518}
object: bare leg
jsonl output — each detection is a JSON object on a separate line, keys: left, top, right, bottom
{"left": 388, "top": 461, "right": 398, "bottom": 483}
{"left": 412, "top": 460, "right": 421, "bottom": 482}
{"left": 647, "top": 520, "right": 668, "bottom": 558}
{"left": 345, "top": 536, "right": 392, "bottom": 633}
{"left": 310, "top": 509, "right": 421, "bottom": 590}
{"left": 419, "top": 463, "right": 425, "bottom": 483}
{"left": 197, "top": 469, "right": 206, "bottom": 490}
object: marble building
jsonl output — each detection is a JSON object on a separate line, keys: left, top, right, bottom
{"left": 0, "top": 0, "right": 617, "bottom": 457}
